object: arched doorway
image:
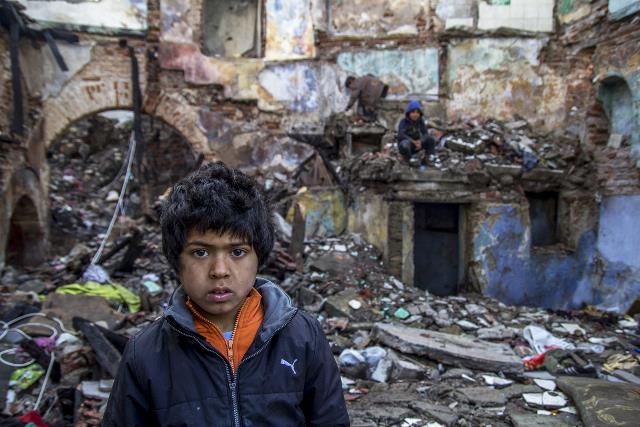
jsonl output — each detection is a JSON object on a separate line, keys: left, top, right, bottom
{"left": 6, "top": 196, "right": 46, "bottom": 267}
{"left": 597, "top": 76, "right": 636, "bottom": 144}
{"left": 47, "top": 110, "right": 200, "bottom": 257}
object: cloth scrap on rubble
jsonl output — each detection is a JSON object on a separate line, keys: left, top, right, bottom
{"left": 56, "top": 281, "right": 140, "bottom": 313}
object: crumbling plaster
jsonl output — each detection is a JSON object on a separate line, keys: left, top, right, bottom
{"left": 609, "top": 0, "right": 640, "bottom": 20}
{"left": 265, "top": 0, "right": 316, "bottom": 60}
{"left": 447, "top": 38, "right": 567, "bottom": 132}
{"left": 16, "top": 0, "right": 147, "bottom": 34}
{"left": 329, "top": 0, "right": 429, "bottom": 37}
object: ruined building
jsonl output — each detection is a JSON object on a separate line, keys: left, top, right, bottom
{"left": 1, "top": 0, "right": 639, "bottom": 312}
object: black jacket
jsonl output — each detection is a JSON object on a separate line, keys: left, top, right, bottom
{"left": 397, "top": 100, "right": 428, "bottom": 142}
{"left": 102, "top": 278, "right": 349, "bottom": 427}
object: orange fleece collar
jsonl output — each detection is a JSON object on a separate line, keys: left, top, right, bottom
{"left": 186, "top": 287, "right": 263, "bottom": 373}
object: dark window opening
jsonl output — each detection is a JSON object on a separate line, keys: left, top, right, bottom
{"left": 414, "top": 203, "right": 460, "bottom": 296}
{"left": 528, "top": 192, "right": 559, "bottom": 247}
{"left": 7, "top": 196, "right": 45, "bottom": 268}
{"left": 597, "top": 76, "right": 636, "bottom": 147}
{"left": 203, "top": 0, "right": 260, "bottom": 58}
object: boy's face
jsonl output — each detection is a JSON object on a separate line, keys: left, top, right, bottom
{"left": 179, "top": 228, "right": 258, "bottom": 331}
{"left": 408, "top": 109, "right": 421, "bottom": 121}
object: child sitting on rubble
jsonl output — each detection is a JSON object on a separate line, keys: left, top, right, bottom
{"left": 397, "top": 100, "right": 437, "bottom": 164}
{"left": 102, "top": 162, "right": 349, "bottom": 426}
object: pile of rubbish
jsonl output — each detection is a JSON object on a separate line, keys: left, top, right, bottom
{"left": 344, "top": 117, "right": 587, "bottom": 187}
{"left": 279, "top": 235, "right": 640, "bottom": 426}
{"left": 2, "top": 226, "right": 640, "bottom": 426}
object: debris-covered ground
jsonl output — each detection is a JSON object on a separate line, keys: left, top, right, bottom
{"left": 1, "top": 114, "right": 639, "bottom": 427}
{"left": 2, "top": 229, "right": 639, "bottom": 426}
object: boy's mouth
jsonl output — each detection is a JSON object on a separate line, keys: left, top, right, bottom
{"left": 206, "top": 288, "right": 233, "bottom": 303}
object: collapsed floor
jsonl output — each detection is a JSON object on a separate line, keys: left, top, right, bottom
{"left": 1, "top": 113, "right": 640, "bottom": 427}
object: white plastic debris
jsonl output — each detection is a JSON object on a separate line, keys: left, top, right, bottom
{"left": 391, "top": 277, "right": 405, "bottom": 290}
{"left": 523, "top": 391, "right": 567, "bottom": 408}
{"left": 348, "top": 300, "right": 362, "bottom": 310}
{"left": 371, "top": 357, "right": 393, "bottom": 383}
{"left": 340, "top": 377, "right": 355, "bottom": 390}
{"left": 483, "top": 375, "right": 514, "bottom": 387}
{"left": 361, "top": 346, "right": 386, "bottom": 369}
{"left": 333, "top": 244, "right": 347, "bottom": 252}
{"left": 338, "top": 349, "right": 366, "bottom": 367}
{"left": 523, "top": 325, "right": 575, "bottom": 354}
{"left": 456, "top": 320, "right": 480, "bottom": 331}
{"left": 533, "top": 379, "right": 556, "bottom": 391}
{"left": 618, "top": 319, "right": 638, "bottom": 329}
{"left": 461, "top": 374, "right": 476, "bottom": 382}
{"left": 560, "top": 323, "right": 586, "bottom": 335}
{"left": 105, "top": 190, "right": 119, "bottom": 202}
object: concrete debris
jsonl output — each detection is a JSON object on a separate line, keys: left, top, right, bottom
{"left": 373, "top": 322, "right": 524, "bottom": 374}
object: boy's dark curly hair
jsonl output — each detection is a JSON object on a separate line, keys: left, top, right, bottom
{"left": 160, "top": 161, "right": 274, "bottom": 273}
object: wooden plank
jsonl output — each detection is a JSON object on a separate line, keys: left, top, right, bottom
{"left": 74, "top": 318, "right": 122, "bottom": 378}
{"left": 288, "top": 203, "right": 306, "bottom": 271}
{"left": 373, "top": 322, "right": 523, "bottom": 374}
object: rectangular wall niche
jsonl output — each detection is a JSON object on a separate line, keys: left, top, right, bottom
{"left": 414, "top": 203, "right": 461, "bottom": 296}
{"left": 203, "top": 0, "right": 259, "bottom": 57}
{"left": 528, "top": 192, "right": 559, "bottom": 247}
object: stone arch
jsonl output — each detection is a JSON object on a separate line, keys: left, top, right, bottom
{"left": 1, "top": 167, "right": 48, "bottom": 268}
{"left": 597, "top": 74, "right": 638, "bottom": 146}
{"left": 39, "top": 49, "right": 207, "bottom": 155}
{"left": 6, "top": 196, "right": 46, "bottom": 267}
{"left": 46, "top": 109, "right": 202, "bottom": 244}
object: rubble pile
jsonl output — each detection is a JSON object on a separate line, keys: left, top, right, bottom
{"left": 434, "top": 118, "right": 579, "bottom": 172}
{"left": 1, "top": 225, "right": 640, "bottom": 426}
{"left": 345, "top": 117, "right": 586, "bottom": 186}
{"left": 48, "top": 114, "right": 136, "bottom": 257}
{"left": 286, "top": 236, "right": 640, "bottom": 426}
{"left": 0, "top": 113, "right": 637, "bottom": 426}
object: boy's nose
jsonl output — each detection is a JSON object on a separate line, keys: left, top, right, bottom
{"left": 209, "top": 255, "right": 230, "bottom": 278}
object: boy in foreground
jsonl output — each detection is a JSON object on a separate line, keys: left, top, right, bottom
{"left": 102, "top": 162, "right": 349, "bottom": 426}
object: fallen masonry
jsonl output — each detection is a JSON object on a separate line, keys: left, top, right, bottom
{"left": 373, "top": 323, "right": 524, "bottom": 374}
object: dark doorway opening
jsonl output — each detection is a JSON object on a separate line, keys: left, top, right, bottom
{"left": 414, "top": 203, "right": 460, "bottom": 295}
{"left": 6, "top": 196, "right": 46, "bottom": 267}
{"left": 528, "top": 192, "right": 559, "bottom": 247}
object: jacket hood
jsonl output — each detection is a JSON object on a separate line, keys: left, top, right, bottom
{"left": 405, "top": 100, "right": 423, "bottom": 117}
{"left": 164, "top": 277, "right": 297, "bottom": 349}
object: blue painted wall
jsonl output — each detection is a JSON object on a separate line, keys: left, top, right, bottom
{"left": 474, "top": 198, "right": 640, "bottom": 313}
{"left": 609, "top": 0, "right": 640, "bottom": 20}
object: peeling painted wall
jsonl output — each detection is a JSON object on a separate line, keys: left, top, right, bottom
{"left": 435, "top": 0, "right": 475, "bottom": 29}
{"left": 337, "top": 49, "right": 439, "bottom": 99}
{"left": 478, "top": 0, "right": 554, "bottom": 32}
{"left": 160, "top": 0, "right": 194, "bottom": 43}
{"left": 468, "top": 199, "right": 640, "bottom": 313}
{"left": 202, "top": 0, "right": 257, "bottom": 57}
{"left": 470, "top": 202, "right": 592, "bottom": 309}
{"left": 265, "top": 0, "right": 316, "bottom": 60}
{"left": 329, "top": 0, "right": 428, "bottom": 37}
{"left": 20, "top": 41, "right": 93, "bottom": 100}
{"left": 288, "top": 189, "right": 347, "bottom": 238}
{"left": 17, "top": 0, "right": 147, "bottom": 33}
{"left": 609, "top": 0, "right": 640, "bottom": 20}
{"left": 258, "top": 62, "right": 347, "bottom": 120}
{"left": 348, "top": 192, "right": 389, "bottom": 257}
{"left": 447, "top": 38, "right": 566, "bottom": 131}
{"left": 597, "top": 195, "right": 640, "bottom": 269}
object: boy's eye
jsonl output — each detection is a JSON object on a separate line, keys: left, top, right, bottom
{"left": 193, "top": 249, "right": 208, "bottom": 258}
{"left": 231, "top": 248, "right": 247, "bottom": 258}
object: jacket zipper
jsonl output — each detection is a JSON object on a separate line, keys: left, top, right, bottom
{"left": 167, "top": 306, "right": 298, "bottom": 427}
{"left": 167, "top": 320, "right": 239, "bottom": 426}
